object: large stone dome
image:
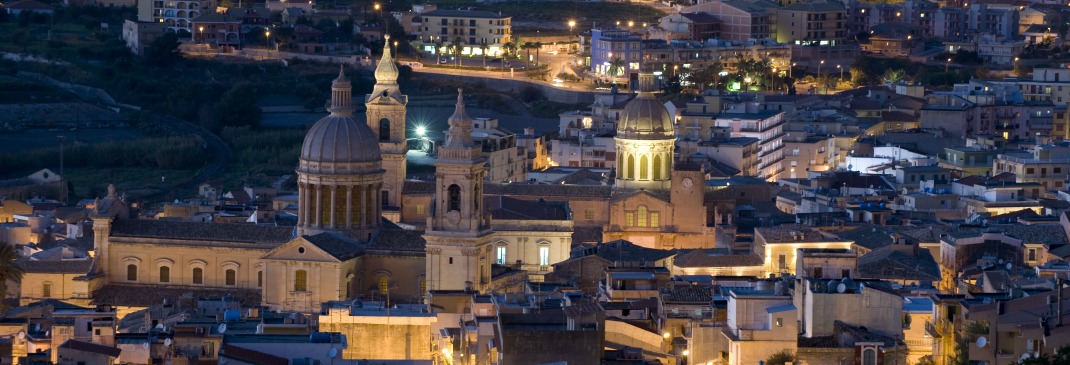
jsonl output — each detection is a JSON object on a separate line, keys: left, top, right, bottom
{"left": 300, "top": 115, "right": 381, "bottom": 165}
{"left": 616, "top": 92, "right": 674, "bottom": 140}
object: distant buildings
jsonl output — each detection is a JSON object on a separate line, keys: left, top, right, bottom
{"left": 414, "top": 9, "right": 512, "bottom": 57}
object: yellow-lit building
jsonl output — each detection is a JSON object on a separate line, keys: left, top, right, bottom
{"left": 416, "top": 9, "right": 512, "bottom": 56}
{"left": 754, "top": 225, "right": 854, "bottom": 277}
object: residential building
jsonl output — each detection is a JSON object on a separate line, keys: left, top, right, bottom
{"left": 56, "top": 340, "right": 121, "bottom": 365}
{"left": 121, "top": 20, "right": 169, "bottom": 56}
{"left": 796, "top": 277, "right": 904, "bottom": 339}
{"left": 754, "top": 225, "right": 854, "bottom": 276}
{"left": 682, "top": 0, "right": 779, "bottom": 41}
{"left": 993, "top": 148, "right": 1070, "bottom": 191}
{"left": 932, "top": 4, "right": 1018, "bottom": 39}
{"left": 939, "top": 146, "right": 1001, "bottom": 176}
{"left": 471, "top": 118, "right": 527, "bottom": 183}
{"left": 782, "top": 132, "right": 833, "bottom": 179}
{"left": 776, "top": 0, "right": 848, "bottom": 45}
{"left": 136, "top": 0, "right": 216, "bottom": 33}
{"left": 723, "top": 288, "right": 797, "bottom": 365}
{"left": 190, "top": 13, "right": 242, "bottom": 48}
{"left": 590, "top": 27, "right": 643, "bottom": 78}
{"left": 415, "top": 9, "right": 512, "bottom": 57}
{"left": 516, "top": 128, "right": 550, "bottom": 172}
{"left": 317, "top": 301, "right": 437, "bottom": 360}
{"left": 657, "top": 12, "right": 723, "bottom": 41}
{"left": 714, "top": 110, "right": 786, "bottom": 180}
{"left": 966, "top": 287, "right": 1070, "bottom": 364}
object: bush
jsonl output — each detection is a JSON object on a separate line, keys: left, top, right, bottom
{"left": 518, "top": 86, "right": 544, "bottom": 103}
{"left": 766, "top": 350, "right": 796, "bottom": 365}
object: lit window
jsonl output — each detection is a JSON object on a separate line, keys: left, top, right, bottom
{"left": 539, "top": 246, "right": 550, "bottom": 266}
{"left": 776, "top": 318, "right": 783, "bottom": 327}
{"left": 42, "top": 282, "right": 51, "bottom": 298}
{"left": 294, "top": 270, "right": 307, "bottom": 291}
{"left": 637, "top": 205, "right": 648, "bottom": 227}
{"left": 496, "top": 246, "right": 507, "bottom": 265}
{"left": 377, "top": 276, "right": 389, "bottom": 293}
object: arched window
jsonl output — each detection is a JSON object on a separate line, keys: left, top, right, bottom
{"left": 159, "top": 266, "right": 170, "bottom": 283}
{"left": 653, "top": 154, "right": 663, "bottom": 180}
{"left": 42, "top": 282, "right": 51, "bottom": 298}
{"left": 862, "top": 349, "right": 876, "bottom": 365}
{"left": 617, "top": 153, "right": 623, "bottom": 178}
{"left": 225, "top": 269, "right": 236, "bottom": 286}
{"left": 192, "top": 268, "right": 203, "bottom": 285}
{"left": 377, "top": 276, "right": 389, "bottom": 294}
{"left": 294, "top": 270, "right": 308, "bottom": 291}
{"left": 447, "top": 184, "right": 461, "bottom": 212}
{"left": 126, "top": 264, "right": 138, "bottom": 281}
{"left": 379, "top": 118, "right": 390, "bottom": 141}
{"left": 637, "top": 205, "right": 648, "bottom": 227}
{"left": 626, "top": 154, "right": 635, "bottom": 179}
{"left": 639, "top": 155, "right": 649, "bottom": 180}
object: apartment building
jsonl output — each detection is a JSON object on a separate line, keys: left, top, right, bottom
{"left": 416, "top": 9, "right": 512, "bottom": 56}
{"left": 136, "top": 0, "right": 216, "bottom": 33}
{"left": 775, "top": 0, "right": 848, "bottom": 45}
{"left": 966, "top": 287, "right": 1070, "bottom": 365}
{"left": 920, "top": 94, "right": 1054, "bottom": 140}
{"left": 932, "top": 3, "right": 1019, "bottom": 39}
{"left": 657, "top": 12, "right": 723, "bottom": 41}
{"left": 939, "top": 146, "right": 1001, "bottom": 176}
{"left": 591, "top": 27, "right": 643, "bottom": 78}
{"left": 471, "top": 118, "right": 527, "bottom": 183}
{"left": 714, "top": 110, "right": 786, "bottom": 180}
{"left": 723, "top": 288, "right": 797, "bottom": 365}
{"left": 783, "top": 132, "right": 833, "bottom": 179}
{"left": 682, "top": 0, "right": 779, "bottom": 41}
{"left": 993, "top": 146, "right": 1070, "bottom": 190}
{"left": 982, "top": 68, "right": 1070, "bottom": 106}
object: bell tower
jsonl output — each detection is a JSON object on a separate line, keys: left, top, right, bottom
{"left": 423, "top": 89, "right": 493, "bottom": 293}
{"left": 366, "top": 34, "right": 408, "bottom": 212}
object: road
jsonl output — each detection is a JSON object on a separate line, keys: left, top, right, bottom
{"left": 408, "top": 53, "right": 593, "bottom": 91}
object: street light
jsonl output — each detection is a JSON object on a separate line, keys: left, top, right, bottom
{"left": 198, "top": 26, "right": 203, "bottom": 44}
{"left": 1014, "top": 56, "right": 1020, "bottom": 76}
{"left": 818, "top": 59, "right": 824, "bottom": 80}
{"left": 265, "top": 30, "right": 270, "bottom": 48}
{"left": 790, "top": 62, "right": 796, "bottom": 78}
{"left": 374, "top": 3, "right": 381, "bottom": 21}
{"left": 946, "top": 57, "right": 951, "bottom": 73}
{"left": 838, "top": 64, "right": 843, "bottom": 81}
{"left": 568, "top": 20, "right": 575, "bottom": 34}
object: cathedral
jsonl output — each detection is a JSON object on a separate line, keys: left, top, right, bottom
{"left": 84, "top": 41, "right": 724, "bottom": 313}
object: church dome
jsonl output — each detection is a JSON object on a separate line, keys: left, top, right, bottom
{"left": 615, "top": 92, "right": 674, "bottom": 140}
{"left": 300, "top": 114, "right": 381, "bottom": 165}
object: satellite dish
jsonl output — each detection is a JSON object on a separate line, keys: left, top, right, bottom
{"left": 1006, "top": 263, "right": 1013, "bottom": 270}
{"left": 836, "top": 283, "right": 847, "bottom": 293}
{"left": 827, "top": 280, "right": 839, "bottom": 293}
{"left": 977, "top": 336, "right": 988, "bottom": 348}
{"left": 164, "top": 338, "right": 172, "bottom": 347}
{"left": 328, "top": 348, "right": 338, "bottom": 359}
{"left": 17, "top": 331, "right": 25, "bottom": 340}
{"left": 1020, "top": 353, "right": 1031, "bottom": 361}
{"left": 998, "top": 259, "right": 1004, "bottom": 264}
{"left": 155, "top": 323, "right": 165, "bottom": 330}
{"left": 218, "top": 323, "right": 227, "bottom": 334}
{"left": 142, "top": 342, "right": 150, "bottom": 350}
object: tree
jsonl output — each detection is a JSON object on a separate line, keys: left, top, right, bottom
{"left": 503, "top": 42, "right": 516, "bottom": 58}
{"left": 607, "top": 58, "right": 625, "bottom": 78}
{"left": 435, "top": 39, "right": 444, "bottom": 64}
{"left": 215, "top": 83, "right": 262, "bottom": 131}
{"left": 449, "top": 38, "right": 462, "bottom": 67}
{"left": 533, "top": 41, "right": 542, "bottom": 66}
{"left": 145, "top": 32, "right": 181, "bottom": 67}
{"left": 766, "top": 350, "right": 796, "bottom": 365}
{"left": 0, "top": 244, "right": 24, "bottom": 301}
{"left": 882, "top": 69, "right": 906, "bottom": 84}
{"left": 522, "top": 42, "right": 534, "bottom": 63}
{"left": 480, "top": 40, "right": 489, "bottom": 68}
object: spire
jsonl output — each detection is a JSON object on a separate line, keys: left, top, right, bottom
{"left": 374, "top": 34, "right": 399, "bottom": 85}
{"left": 443, "top": 89, "right": 475, "bottom": 149}
{"left": 329, "top": 66, "right": 355, "bottom": 115}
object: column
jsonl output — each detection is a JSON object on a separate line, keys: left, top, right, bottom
{"left": 314, "top": 184, "right": 322, "bottom": 227}
{"left": 329, "top": 184, "right": 337, "bottom": 229}
{"left": 297, "top": 183, "right": 304, "bottom": 226}
{"left": 360, "top": 184, "right": 368, "bottom": 227}
{"left": 345, "top": 185, "right": 353, "bottom": 229}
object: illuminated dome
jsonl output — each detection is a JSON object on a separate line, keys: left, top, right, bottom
{"left": 615, "top": 90, "right": 674, "bottom": 140}
{"left": 298, "top": 68, "right": 382, "bottom": 174}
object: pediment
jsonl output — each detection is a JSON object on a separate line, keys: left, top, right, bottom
{"left": 262, "top": 237, "right": 341, "bottom": 263}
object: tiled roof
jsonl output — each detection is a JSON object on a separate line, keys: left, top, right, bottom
{"left": 571, "top": 226, "right": 603, "bottom": 244}
{"left": 485, "top": 183, "right": 613, "bottom": 199}
{"left": 16, "top": 257, "right": 93, "bottom": 274}
{"left": 757, "top": 224, "right": 843, "bottom": 243}
{"left": 663, "top": 286, "right": 712, "bottom": 303}
{"left": 59, "top": 340, "right": 121, "bottom": 357}
{"left": 403, "top": 180, "right": 435, "bottom": 195}
{"left": 486, "top": 196, "right": 569, "bottom": 221}
{"left": 367, "top": 228, "right": 426, "bottom": 253}
{"left": 672, "top": 249, "right": 762, "bottom": 268}
{"left": 110, "top": 220, "right": 295, "bottom": 245}
{"left": 856, "top": 245, "right": 941, "bottom": 281}
{"left": 91, "top": 284, "right": 261, "bottom": 307}
{"left": 562, "top": 302, "right": 603, "bottom": 317}
{"left": 302, "top": 233, "right": 362, "bottom": 261}
{"left": 219, "top": 344, "right": 288, "bottom": 365}
{"left": 593, "top": 240, "right": 677, "bottom": 263}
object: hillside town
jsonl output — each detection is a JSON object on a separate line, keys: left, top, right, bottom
{"left": 3, "top": 0, "right": 1070, "bottom": 362}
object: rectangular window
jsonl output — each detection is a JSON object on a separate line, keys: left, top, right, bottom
{"left": 42, "top": 283, "right": 51, "bottom": 298}
{"left": 539, "top": 246, "right": 550, "bottom": 266}
{"left": 778, "top": 253, "right": 787, "bottom": 270}
{"left": 416, "top": 205, "right": 425, "bottom": 215}
{"left": 1028, "top": 249, "right": 1037, "bottom": 261}
{"left": 649, "top": 212, "right": 659, "bottom": 227}
{"left": 257, "top": 271, "right": 263, "bottom": 287}
{"left": 624, "top": 212, "right": 634, "bottom": 227}
{"left": 294, "top": 270, "right": 307, "bottom": 291}
{"left": 776, "top": 318, "right": 783, "bottom": 327}
{"left": 584, "top": 209, "right": 594, "bottom": 220}
{"left": 637, "top": 211, "right": 648, "bottom": 227}
{"left": 378, "top": 277, "right": 388, "bottom": 293}
{"left": 496, "top": 246, "right": 507, "bottom": 265}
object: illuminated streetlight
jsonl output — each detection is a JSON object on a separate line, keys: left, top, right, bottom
{"left": 628, "top": 20, "right": 634, "bottom": 27}
{"left": 415, "top": 125, "right": 426, "bottom": 137}
{"left": 568, "top": 20, "right": 575, "bottom": 34}
{"left": 946, "top": 57, "right": 951, "bottom": 73}
{"left": 837, "top": 64, "right": 843, "bottom": 81}
{"left": 198, "top": 26, "right": 203, "bottom": 44}
{"left": 663, "top": 332, "right": 671, "bottom": 339}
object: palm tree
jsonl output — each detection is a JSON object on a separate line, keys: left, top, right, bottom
{"left": 522, "top": 42, "right": 534, "bottom": 63}
{"left": 608, "top": 58, "right": 625, "bottom": 79}
{"left": 435, "top": 39, "right": 443, "bottom": 64}
{"left": 533, "top": 41, "right": 542, "bottom": 66}
{"left": 0, "top": 244, "right": 23, "bottom": 299}
{"left": 449, "top": 38, "right": 462, "bottom": 67}
{"left": 480, "top": 40, "right": 489, "bottom": 68}
{"left": 503, "top": 42, "right": 516, "bottom": 58}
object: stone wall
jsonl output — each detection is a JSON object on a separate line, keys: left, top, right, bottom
{"left": 412, "top": 71, "right": 596, "bottom": 105}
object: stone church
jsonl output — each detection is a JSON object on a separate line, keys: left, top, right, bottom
{"left": 83, "top": 41, "right": 740, "bottom": 313}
